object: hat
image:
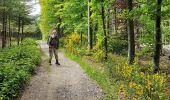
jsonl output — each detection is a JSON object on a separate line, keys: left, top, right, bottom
{"left": 52, "top": 29, "right": 57, "bottom": 33}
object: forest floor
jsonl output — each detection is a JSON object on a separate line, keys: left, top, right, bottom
{"left": 20, "top": 41, "right": 103, "bottom": 100}
{"left": 162, "top": 45, "right": 170, "bottom": 96}
{"left": 139, "top": 45, "right": 170, "bottom": 96}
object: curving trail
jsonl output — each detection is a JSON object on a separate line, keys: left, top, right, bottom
{"left": 20, "top": 41, "right": 103, "bottom": 100}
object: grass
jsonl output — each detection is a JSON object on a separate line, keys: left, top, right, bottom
{"left": 63, "top": 50, "right": 118, "bottom": 100}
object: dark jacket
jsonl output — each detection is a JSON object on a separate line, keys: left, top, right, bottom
{"left": 47, "top": 35, "right": 59, "bottom": 49}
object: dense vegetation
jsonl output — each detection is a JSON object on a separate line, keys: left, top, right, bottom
{"left": 40, "top": 0, "right": 170, "bottom": 99}
{"left": 63, "top": 33, "right": 167, "bottom": 99}
{"left": 0, "top": 38, "right": 41, "bottom": 99}
{"left": 0, "top": 0, "right": 42, "bottom": 99}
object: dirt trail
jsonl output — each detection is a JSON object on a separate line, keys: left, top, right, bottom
{"left": 20, "top": 41, "right": 103, "bottom": 100}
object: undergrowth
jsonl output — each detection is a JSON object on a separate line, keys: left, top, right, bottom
{"left": 0, "top": 38, "right": 41, "bottom": 100}
{"left": 62, "top": 33, "right": 168, "bottom": 100}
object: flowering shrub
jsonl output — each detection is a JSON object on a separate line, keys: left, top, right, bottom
{"left": 64, "top": 33, "right": 81, "bottom": 55}
{"left": 116, "top": 64, "right": 167, "bottom": 99}
{"left": 63, "top": 33, "right": 167, "bottom": 99}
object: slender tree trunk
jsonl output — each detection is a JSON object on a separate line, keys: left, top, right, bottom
{"left": 9, "top": 16, "right": 11, "bottom": 47}
{"left": 80, "top": 32, "right": 83, "bottom": 45}
{"left": 57, "top": 17, "right": 61, "bottom": 37}
{"left": 6, "top": 17, "right": 8, "bottom": 47}
{"left": 101, "top": 0, "right": 108, "bottom": 60}
{"left": 17, "top": 16, "right": 21, "bottom": 46}
{"left": 21, "top": 19, "right": 24, "bottom": 42}
{"left": 57, "top": 0, "right": 64, "bottom": 37}
{"left": 127, "top": 0, "right": 135, "bottom": 64}
{"left": 2, "top": 9, "right": 6, "bottom": 48}
{"left": 4, "top": 13, "right": 7, "bottom": 48}
{"left": 94, "top": 23, "right": 98, "bottom": 45}
{"left": 107, "top": 8, "right": 110, "bottom": 35}
{"left": 153, "top": 0, "right": 162, "bottom": 73}
{"left": 114, "top": 8, "right": 117, "bottom": 34}
{"left": 80, "top": 14, "right": 83, "bottom": 45}
{"left": 88, "top": 0, "right": 93, "bottom": 50}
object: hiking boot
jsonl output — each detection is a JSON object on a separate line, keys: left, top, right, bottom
{"left": 56, "top": 60, "right": 60, "bottom": 65}
{"left": 49, "top": 60, "right": 52, "bottom": 65}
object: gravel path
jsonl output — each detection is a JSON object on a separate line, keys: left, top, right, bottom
{"left": 20, "top": 41, "right": 103, "bottom": 100}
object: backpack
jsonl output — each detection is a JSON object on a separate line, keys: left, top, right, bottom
{"left": 49, "top": 36, "right": 57, "bottom": 46}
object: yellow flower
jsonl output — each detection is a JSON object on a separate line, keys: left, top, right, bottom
{"left": 135, "top": 85, "right": 143, "bottom": 96}
{"left": 140, "top": 72, "right": 145, "bottom": 78}
{"left": 147, "top": 96, "right": 151, "bottom": 100}
{"left": 132, "top": 97, "right": 137, "bottom": 100}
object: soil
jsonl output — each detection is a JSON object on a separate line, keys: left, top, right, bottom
{"left": 20, "top": 41, "right": 103, "bottom": 100}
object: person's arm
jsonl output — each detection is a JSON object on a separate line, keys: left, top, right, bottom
{"left": 47, "top": 36, "right": 50, "bottom": 45}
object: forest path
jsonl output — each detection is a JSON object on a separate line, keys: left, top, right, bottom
{"left": 20, "top": 41, "right": 103, "bottom": 100}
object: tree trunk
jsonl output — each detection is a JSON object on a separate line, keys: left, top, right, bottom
{"left": 57, "top": 17, "right": 61, "bottom": 37}
{"left": 88, "top": 0, "right": 93, "bottom": 50}
{"left": 57, "top": 0, "right": 64, "bottom": 37}
{"left": 114, "top": 8, "right": 117, "bottom": 34}
{"left": 2, "top": 9, "right": 6, "bottom": 48}
{"left": 4, "top": 13, "right": 7, "bottom": 48}
{"left": 153, "top": 0, "right": 162, "bottom": 73}
{"left": 80, "top": 32, "right": 83, "bottom": 45}
{"left": 101, "top": 0, "right": 108, "bottom": 60}
{"left": 107, "top": 8, "right": 110, "bottom": 35}
{"left": 127, "top": 0, "right": 135, "bottom": 64}
{"left": 9, "top": 16, "right": 11, "bottom": 47}
{"left": 21, "top": 19, "right": 24, "bottom": 43}
{"left": 17, "top": 16, "right": 21, "bottom": 46}
{"left": 93, "top": 23, "right": 98, "bottom": 45}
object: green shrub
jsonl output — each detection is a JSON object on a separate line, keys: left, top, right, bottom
{"left": 21, "top": 38, "right": 37, "bottom": 46}
{"left": 108, "top": 38, "right": 128, "bottom": 55}
{"left": 0, "top": 38, "right": 41, "bottom": 99}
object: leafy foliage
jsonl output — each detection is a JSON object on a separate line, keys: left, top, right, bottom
{"left": 0, "top": 38, "right": 41, "bottom": 99}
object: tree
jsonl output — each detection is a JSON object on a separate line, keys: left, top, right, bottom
{"left": 0, "top": 0, "right": 33, "bottom": 48}
{"left": 1, "top": 0, "right": 6, "bottom": 48}
{"left": 88, "top": 0, "right": 93, "bottom": 50}
{"left": 127, "top": 0, "right": 135, "bottom": 64}
{"left": 101, "top": 0, "right": 108, "bottom": 59}
{"left": 153, "top": 0, "right": 162, "bottom": 73}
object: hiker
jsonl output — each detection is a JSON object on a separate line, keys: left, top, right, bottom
{"left": 47, "top": 29, "right": 60, "bottom": 65}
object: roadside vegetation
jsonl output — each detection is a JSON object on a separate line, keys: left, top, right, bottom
{"left": 63, "top": 33, "right": 168, "bottom": 99}
{"left": 0, "top": 38, "right": 41, "bottom": 99}
{"left": 0, "top": 0, "right": 41, "bottom": 99}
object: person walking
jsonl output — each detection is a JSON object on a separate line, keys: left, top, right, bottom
{"left": 47, "top": 29, "right": 60, "bottom": 65}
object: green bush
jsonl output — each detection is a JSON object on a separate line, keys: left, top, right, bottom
{"left": 108, "top": 37, "right": 128, "bottom": 55}
{"left": 21, "top": 38, "right": 37, "bottom": 46}
{"left": 0, "top": 38, "right": 41, "bottom": 99}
